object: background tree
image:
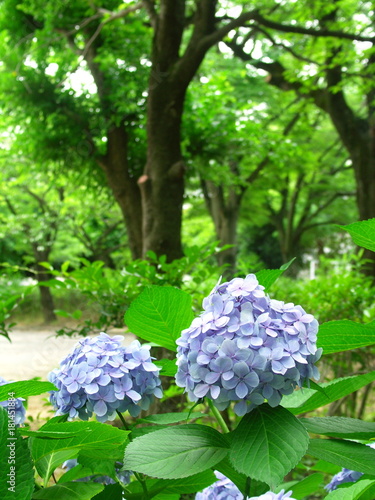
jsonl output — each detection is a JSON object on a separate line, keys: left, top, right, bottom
{"left": 225, "top": 0, "right": 375, "bottom": 274}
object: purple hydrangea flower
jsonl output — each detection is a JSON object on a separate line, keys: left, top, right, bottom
{"left": 176, "top": 274, "right": 321, "bottom": 416}
{"left": 325, "top": 442, "right": 375, "bottom": 491}
{"left": 0, "top": 376, "right": 26, "bottom": 426}
{"left": 49, "top": 333, "right": 163, "bottom": 422}
{"left": 195, "top": 472, "right": 296, "bottom": 499}
{"left": 62, "top": 459, "right": 132, "bottom": 485}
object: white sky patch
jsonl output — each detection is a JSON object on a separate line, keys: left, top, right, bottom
{"left": 63, "top": 66, "right": 97, "bottom": 95}
{"left": 45, "top": 62, "right": 59, "bottom": 77}
{"left": 24, "top": 56, "right": 38, "bottom": 69}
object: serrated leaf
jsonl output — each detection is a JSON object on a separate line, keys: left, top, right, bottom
{"left": 138, "top": 412, "right": 205, "bottom": 425}
{"left": 318, "top": 320, "right": 375, "bottom": 354}
{"left": 282, "top": 371, "right": 375, "bottom": 414}
{"left": 255, "top": 259, "right": 295, "bottom": 292}
{"left": 340, "top": 219, "right": 375, "bottom": 252}
{"left": 125, "top": 286, "right": 194, "bottom": 351}
{"left": 123, "top": 424, "right": 229, "bottom": 479}
{"left": 0, "top": 407, "right": 34, "bottom": 500}
{"left": 32, "top": 482, "right": 104, "bottom": 499}
{"left": 0, "top": 380, "right": 56, "bottom": 401}
{"left": 325, "top": 477, "right": 375, "bottom": 500}
{"left": 229, "top": 404, "right": 309, "bottom": 488}
{"left": 301, "top": 416, "right": 375, "bottom": 440}
{"left": 308, "top": 439, "right": 375, "bottom": 475}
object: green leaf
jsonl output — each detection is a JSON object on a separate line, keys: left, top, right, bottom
{"left": 31, "top": 421, "right": 128, "bottom": 470}
{"left": 310, "top": 460, "right": 341, "bottom": 474}
{"left": 91, "top": 484, "right": 123, "bottom": 500}
{"left": 339, "top": 219, "right": 375, "bottom": 252}
{"left": 138, "top": 412, "right": 205, "bottom": 425}
{"left": 325, "top": 477, "right": 375, "bottom": 500}
{"left": 308, "top": 439, "right": 375, "bottom": 475}
{"left": 123, "top": 424, "right": 229, "bottom": 479}
{"left": 256, "top": 259, "right": 295, "bottom": 292}
{"left": 229, "top": 404, "right": 309, "bottom": 488}
{"left": 35, "top": 449, "right": 78, "bottom": 485}
{"left": 125, "top": 286, "right": 194, "bottom": 351}
{"left": 19, "top": 428, "right": 83, "bottom": 438}
{"left": 0, "top": 407, "right": 34, "bottom": 500}
{"left": 32, "top": 482, "right": 104, "bottom": 500}
{"left": 278, "top": 473, "right": 324, "bottom": 500}
{"left": 0, "top": 380, "right": 56, "bottom": 402}
{"left": 282, "top": 371, "right": 375, "bottom": 414}
{"left": 154, "top": 359, "right": 178, "bottom": 377}
{"left": 318, "top": 320, "right": 375, "bottom": 354}
{"left": 57, "top": 464, "right": 94, "bottom": 483}
{"left": 300, "top": 416, "right": 375, "bottom": 440}
{"left": 76, "top": 454, "right": 117, "bottom": 479}
{"left": 124, "top": 471, "right": 216, "bottom": 499}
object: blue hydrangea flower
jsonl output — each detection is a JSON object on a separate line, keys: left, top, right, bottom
{"left": 62, "top": 459, "right": 132, "bottom": 485}
{"left": 49, "top": 333, "right": 163, "bottom": 422}
{"left": 248, "top": 491, "right": 296, "bottom": 500}
{"left": 195, "top": 472, "right": 296, "bottom": 499}
{"left": 195, "top": 472, "right": 243, "bottom": 499}
{"left": 325, "top": 442, "right": 375, "bottom": 491}
{"left": 0, "top": 376, "right": 26, "bottom": 426}
{"left": 176, "top": 274, "right": 321, "bottom": 416}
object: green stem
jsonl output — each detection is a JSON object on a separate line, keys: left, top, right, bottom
{"left": 207, "top": 399, "right": 230, "bottom": 433}
{"left": 116, "top": 410, "right": 130, "bottom": 431}
{"left": 116, "top": 411, "right": 149, "bottom": 499}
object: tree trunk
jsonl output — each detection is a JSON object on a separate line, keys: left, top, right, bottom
{"left": 324, "top": 83, "right": 375, "bottom": 276}
{"left": 139, "top": 69, "right": 186, "bottom": 261}
{"left": 202, "top": 179, "right": 240, "bottom": 277}
{"left": 34, "top": 263, "right": 56, "bottom": 323}
{"left": 98, "top": 125, "right": 143, "bottom": 260}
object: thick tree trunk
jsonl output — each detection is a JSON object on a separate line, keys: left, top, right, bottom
{"left": 98, "top": 125, "right": 143, "bottom": 260}
{"left": 324, "top": 84, "right": 375, "bottom": 276}
{"left": 139, "top": 80, "right": 185, "bottom": 261}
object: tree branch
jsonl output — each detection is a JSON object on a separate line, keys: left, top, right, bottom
{"left": 251, "top": 11, "right": 375, "bottom": 43}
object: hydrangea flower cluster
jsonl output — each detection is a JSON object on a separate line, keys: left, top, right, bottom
{"left": 195, "top": 472, "right": 296, "bottom": 500}
{"left": 176, "top": 274, "right": 321, "bottom": 415}
{"left": 325, "top": 442, "right": 375, "bottom": 491}
{"left": 49, "top": 333, "right": 163, "bottom": 421}
{"left": 62, "top": 459, "right": 132, "bottom": 486}
{"left": 0, "top": 376, "right": 26, "bottom": 426}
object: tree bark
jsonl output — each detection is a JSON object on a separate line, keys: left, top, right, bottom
{"left": 33, "top": 260, "right": 56, "bottom": 324}
{"left": 98, "top": 125, "right": 143, "bottom": 260}
{"left": 139, "top": 77, "right": 186, "bottom": 260}
{"left": 202, "top": 179, "right": 240, "bottom": 277}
